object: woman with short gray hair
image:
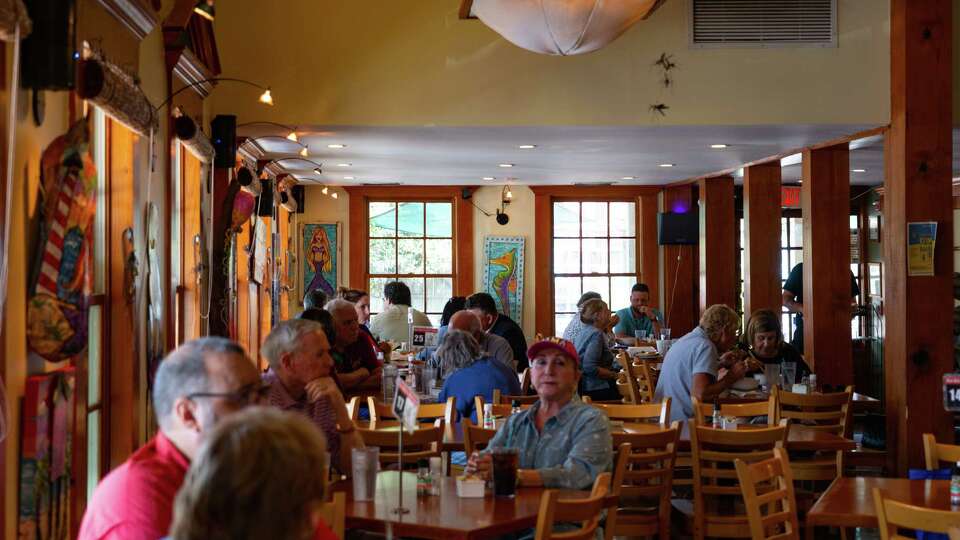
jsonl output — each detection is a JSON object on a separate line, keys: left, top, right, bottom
{"left": 436, "top": 329, "right": 521, "bottom": 423}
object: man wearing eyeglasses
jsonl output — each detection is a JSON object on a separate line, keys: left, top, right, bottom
{"left": 261, "top": 319, "right": 363, "bottom": 474}
{"left": 78, "top": 337, "right": 262, "bottom": 540}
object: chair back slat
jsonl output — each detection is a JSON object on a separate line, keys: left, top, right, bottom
{"left": 535, "top": 473, "right": 611, "bottom": 540}
{"left": 493, "top": 388, "right": 540, "bottom": 405}
{"left": 318, "top": 491, "right": 346, "bottom": 540}
{"left": 923, "top": 433, "right": 960, "bottom": 470}
{"left": 874, "top": 487, "right": 960, "bottom": 540}
{"left": 627, "top": 358, "right": 658, "bottom": 403}
{"left": 368, "top": 396, "right": 456, "bottom": 441}
{"left": 358, "top": 422, "right": 445, "bottom": 463}
{"left": 462, "top": 420, "right": 497, "bottom": 454}
{"left": 520, "top": 368, "right": 532, "bottom": 394}
{"left": 773, "top": 386, "right": 852, "bottom": 437}
{"left": 616, "top": 372, "right": 638, "bottom": 404}
{"left": 734, "top": 447, "right": 801, "bottom": 540}
{"left": 692, "top": 396, "right": 776, "bottom": 426}
{"left": 591, "top": 400, "right": 670, "bottom": 424}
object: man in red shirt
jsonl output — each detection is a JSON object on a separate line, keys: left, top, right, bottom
{"left": 326, "top": 298, "right": 382, "bottom": 391}
{"left": 77, "top": 337, "right": 262, "bottom": 540}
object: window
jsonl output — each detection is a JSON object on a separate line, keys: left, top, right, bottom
{"left": 552, "top": 201, "right": 636, "bottom": 333}
{"left": 850, "top": 214, "right": 864, "bottom": 339}
{"left": 781, "top": 215, "right": 804, "bottom": 338}
{"left": 368, "top": 201, "right": 453, "bottom": 326}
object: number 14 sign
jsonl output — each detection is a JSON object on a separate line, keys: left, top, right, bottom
{"left": 943, "top": 374, "right": 960, "bottom": 412}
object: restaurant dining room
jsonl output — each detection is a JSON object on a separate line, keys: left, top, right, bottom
{"left": 0, "top": 0, "right": 957, "bottom": 539}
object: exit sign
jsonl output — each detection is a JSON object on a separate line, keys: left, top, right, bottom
{"left": 782, "top": 187, "right": 801, "bottom": 208}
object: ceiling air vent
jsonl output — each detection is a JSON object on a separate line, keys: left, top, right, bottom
{"left": 691, "top": 0, "right": 836, "bottom": 48}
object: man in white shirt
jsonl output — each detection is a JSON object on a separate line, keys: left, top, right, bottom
{"left": 369, "top": 281, "right": 432, "bottom": 343}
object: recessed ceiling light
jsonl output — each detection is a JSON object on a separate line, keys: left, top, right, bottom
{"left": 852, "top": 168, "right": 867, "bottom": 173}
{"left": 337, "top": 163, "right": 351, "bottom": 167}
{"left": 483, "top": 177, "right": 495, "bottom": 181}
{"left": 621, "top": 176, "right": 635, "bottom": 180}
{"left": 327, "top": 144, "right": 346, "bottom": 149}
{"left": 518, "top": 144, "right": 537, "bottom": 149}
{"left": 344, "top": 176, "right": 355, "bottom": 180}
{"left": 499, "top": 163, "right": 514, "bottom": 168}
{"left": 710, "top": 144, "right": 728, "bottom": 149}
{"left": 659, "top": 163, "right": 675, "bottom": 168}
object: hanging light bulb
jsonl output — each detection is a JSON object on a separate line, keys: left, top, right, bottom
{"left": 258, "top": 88, "right": 274, "bottom": 105}
{"left": 331, "top": 192, "right": 339, "bottom": 199}
{"left": 193, "top": 0, "right": 214, "bottom": 21}
{"left": 300, "top": 146, "right": 309, "bottom": 157}
{"left": 286, "top": 131, "right": 299, "bottom": 142}
{"left": 313, "top": 167, "right": 322, "bottom": 175}
{"left": 505, "top": 187, "right": 513, "bottom": 200}
{"left": 321, "top": 186, "right": 329, "bottom": 195}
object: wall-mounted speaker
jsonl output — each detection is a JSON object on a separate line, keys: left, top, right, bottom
{"left": 211, "top": 115, "right": 237, "bottom": 168}
{"left": 292, "top": 185, "right": 305, "bottom": 214}
{"left": 658, "top": 212, "right": 699, "bottom": 245}
{"left": 21, "top": 0, "right": 77, "bottom": 90}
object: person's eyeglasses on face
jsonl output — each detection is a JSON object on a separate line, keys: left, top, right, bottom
{"left": 186, "top": 382, "right": 270, "bottom": 406}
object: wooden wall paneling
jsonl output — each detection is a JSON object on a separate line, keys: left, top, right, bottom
{"left": 346, "top": 188, "right": 367, "bottom": 290}
{"left": 698, "top": 176, "right": 737, "bottom": 312}
{"left": 885, "top": 0, "right": 954, "bottom": 474}
{"left": 107, "top": 121, "right": 138, "bottom": 469}
{"left": 638, "top": 193, "right": 660, "bottom": 309}
{"left": 278, "top": 207, "right": 290, "bottom": 321}
{"left": 801, "top": 144, "right": 853, "bottom": 387}
{"left": 180, "top": 148, "right": 202, "bottom": 342}
{"left": 743, "top": 163, "right": 783, "bottom": 316}
{"left": 236, "top": 221, "right": 251, "bottom": 354}
{"left": 533, "top": 190, "right": 553, "bottom": 335}
{"left": 662, "top": 184, "right": 698, "bottom": 336}
{"left": 454, "top": 194, "right": 474, "bottom": 296}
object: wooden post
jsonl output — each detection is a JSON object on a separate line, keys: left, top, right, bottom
{"left": 885, "top": 0, "right": 953, "bottom": 474}
{"left": 801, "top": 144, "right": 853, "bottom": 387}
{"left": 638, "top": 193, "right": 660, "bottom": 309}
{"left": 743, "top": 163, "right": 783, "bottom": 317}
{"left": 698, "top": 176, "right": 736, "bottom": 313}
{"left": 663, "top": 184, "right": 698, "bottom": 336}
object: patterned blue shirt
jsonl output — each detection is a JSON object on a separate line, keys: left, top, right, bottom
{"left": 483, "top": 398, "right": 612, "bottom": 490}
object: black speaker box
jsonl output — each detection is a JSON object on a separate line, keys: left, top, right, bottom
{"left": 211, "top": 115, "right": 237, "bottom": 168}
{"left": 292, "top": 185, "right": 305, "bottom": 214}
{"left": 21, "top": 0, "right": 77, "bottom": 90}
{"left": 256, "top": 180, "right": 273, "bottom": 216}
{"left": 658, "top": 212, "right": 699, "bottom": 245}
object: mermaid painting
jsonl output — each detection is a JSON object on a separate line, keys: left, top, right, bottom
{"left": 305, "top": 226, "right": 336, "bottom": 297}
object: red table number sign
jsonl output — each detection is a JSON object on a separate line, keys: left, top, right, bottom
{"left": 943, "top": 373, "right": 960, "bottom": 412}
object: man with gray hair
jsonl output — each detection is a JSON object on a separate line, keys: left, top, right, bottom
{"left": 79, "top": 337, "right": 261, "bottom": 540}
{"left": 448, "top": 310, "right": 516, "bottom": 371}
{"left": 325, "top": 298, "right": 382, "bottom": 391}
{"left": 261, "top": 318, "right": 363, "bottom": 473}
{"left": 437, "top": 329, "right": 521, "bottom": 423}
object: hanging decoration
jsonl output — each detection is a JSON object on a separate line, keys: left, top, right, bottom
{"left": 26, "top": 118, "right": 97, "bottom": 363}
{"left": 470, "top": 0, "right": 666, "bottom": 56}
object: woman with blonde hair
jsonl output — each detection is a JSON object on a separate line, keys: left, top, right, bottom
{"left": 573, "top": 298, "right": 620, "bottom": 401}
{"left": 169, "top": 407, "right": 337, "bottom": 540}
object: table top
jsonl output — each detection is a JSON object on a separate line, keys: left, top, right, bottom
{"left": 806, "top": 477, "right": 952, "bottom": 529}
{"left": 335, "top": 471, "right": 582, "bottom": 540}
{"left": 617, "top": 421, "right": 857, "bottom": 452}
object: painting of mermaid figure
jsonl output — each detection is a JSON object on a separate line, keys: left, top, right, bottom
{"left": 300, "top": 222, "right": 340, "bottom": 300}
{"left": 482, "top": 236, "right": 525, "bottom": 325}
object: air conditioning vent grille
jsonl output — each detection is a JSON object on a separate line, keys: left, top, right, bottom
{"left": 691, "top": 0, "right": 836, "bottom": 47}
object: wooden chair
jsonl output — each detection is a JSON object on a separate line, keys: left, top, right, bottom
{"left": 690, "top": 422, "right": 788, "bottom": 540}
{"left": 923, "top": 432, "right": 960, "bottom": 469}
{"left": 606, "top": 422, "right": 680, "bottom": 540}
{"left": 358, "top": 421, "right": 445, "bottom": 465}
{"left": 616, "top": 371, "right": 639, "bottom": 404}
{"left": 317, "top": 491, "right": 345, "bottom": 540}
{"left": 772, "top": 386, "right": 851, "bottom": 484}
{"left": 691, "top": 396, "right": 776, "bottom": 426}
{"left": 591, "top": 400, "right": 670, "bottom": 424}
{"left": 627, "top": 358, "right": 658, "bottom": 403}
{"left": 874, "top": 487, "right": 960, "bottom": 540}
{"left": 346, "top": 396, "right": 361, "bottom": 423}
{"left": 492, "top": 389, "right": 539, "bottom": 405}
{"left": 367, "top": 395, "right": 456, "bottom": 441}
{"left": 462, "top": 420, "right": 497, "bottom": 455}
{"left": 473, "top": 395, "right": 531, "bottom": 421}
{"left": 534, "top": 472, "right": 612, "bottom": 540}
{"left": 519, "top": 367, "right": 532, "bottom": 394}
{"left": 734, "top": 447, "right": 801, "bottom": 540}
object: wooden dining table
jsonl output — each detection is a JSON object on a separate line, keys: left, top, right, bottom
{"left": 618, "top": 421, "right": 858, "bottom": 452}
{"left": 804, "top": 477, "right": 953, "bottom": 540}
{"left": 334, "top": 471, "right": 584, "bottom": 540}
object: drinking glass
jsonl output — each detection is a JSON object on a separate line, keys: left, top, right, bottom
{"left": 634, "top": 330, "right": 647, "bottom": 342}
{"left": 781, "top": 361, "right": 797, "bottom": 387}
{"left": 422, "top": 367, "right": 437, "bottom": 392}
{"left": 764, "top": 363, "right": 782, "bottom": 391}
{"left": 490, "top": 448, "right": 519, "bottom": 497}
{"left": 351, "top": 447, "right": 379, "bottom": 501}
{"left": 660, "top": 328, "right": 672, "bottom": 340}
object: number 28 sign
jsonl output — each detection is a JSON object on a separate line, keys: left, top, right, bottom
{"left": 943, "top": 374, "right": 960, "bottom": 412}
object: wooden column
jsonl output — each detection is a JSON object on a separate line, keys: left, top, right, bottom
{"left": 638, "top": 193, "right": 660, "bottom": 309}
{"left": 885, "top": 0, "right": 953, "bottom": 474}
{"left": 698, "top": 176, "right": 736, "bottom": 313}
{"left": 801, "top": 144, "right": 853, "bottom": 387}
{"left": 663, "top": 184, "right": 698, "bottom": 336}
{"left": 743, "top": 163, "right": 783, "bottom": 316}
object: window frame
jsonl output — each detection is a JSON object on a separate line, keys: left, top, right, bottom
{"left": 346, "top": 186, "right": 475, "bottom": 306}
{"left": 531, "top": 186, "right": 661, "bottom": 336}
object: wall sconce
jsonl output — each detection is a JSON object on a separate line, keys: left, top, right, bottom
{"left": 236, "top": 121, "right": 301, "bottom": 144}
{"left": 194, "top": 0, "right": 215, "bottom": 21}
{"left": 496, "top": 185, "right": 513, "bottom": 225}
{"left": 155, "top": 77, "right": 273, "bottom": 111}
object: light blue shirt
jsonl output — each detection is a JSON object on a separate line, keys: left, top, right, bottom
{"left": 613, "top": 306, "right": 662, "bottom": 337}
{"left": 654, "top": 326, "right": 719, "bottom": 423}
{"left": 483, "top": 398, "right": 612, "bottom": 490}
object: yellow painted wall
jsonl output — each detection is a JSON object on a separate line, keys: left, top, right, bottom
{"left": 210, "top": 0, "right": 890, "bottom": 127}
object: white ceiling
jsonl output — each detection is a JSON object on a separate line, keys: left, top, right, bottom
{"left": 236, "top": 124, "right": 912, "bottom": 187}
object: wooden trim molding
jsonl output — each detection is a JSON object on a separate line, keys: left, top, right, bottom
{"left": 530, "top": 185, "right": 664, "bottom": 336}
{"left": 96, "top": 0, "right": 158, "bottom": 40}
{"left": 343, "top": 186, "right": 475, "bottom": 298}
{"left": 172, "top": 48, "right": 215, "bottom": 97}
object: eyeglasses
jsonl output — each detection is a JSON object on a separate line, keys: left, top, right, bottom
{"left": 186, "top": 382, "right": 270, "bottom": 406}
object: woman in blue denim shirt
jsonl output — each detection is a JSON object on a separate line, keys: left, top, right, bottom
{"left": 573, "top": 299, "right": 621, "bottom": 402}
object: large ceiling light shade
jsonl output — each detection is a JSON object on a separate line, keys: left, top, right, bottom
{"left": 470, "top": 0, "right": 666, "bottom": 56}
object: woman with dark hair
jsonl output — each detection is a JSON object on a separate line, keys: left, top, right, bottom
{"left": 743, "top": 309, "right": 810, "bottom": 380}
{"left": 296, "top": 308, "right": 336, "bottom": 346}
{"left": 440, "top": 296, "right": 467, "bottom": 327}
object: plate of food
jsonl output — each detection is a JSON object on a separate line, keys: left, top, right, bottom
{"left": 730, "top": 377, "right": 760, "bottom": 392}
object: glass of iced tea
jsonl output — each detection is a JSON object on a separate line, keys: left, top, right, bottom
{"left": 490, "top": 448, "right": 519, "bottom": 497}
